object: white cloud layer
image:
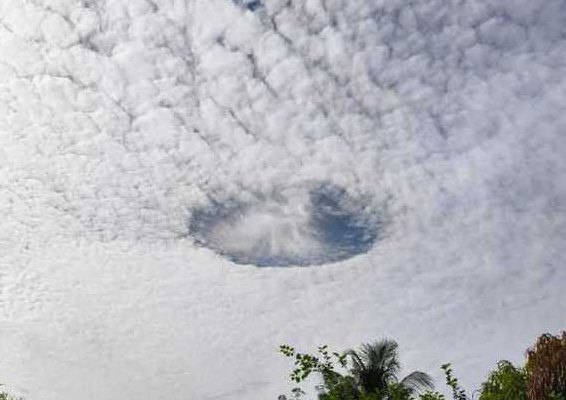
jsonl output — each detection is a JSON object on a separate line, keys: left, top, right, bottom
{"left": 0, "top": 0, "right": 565, "bottom": 399}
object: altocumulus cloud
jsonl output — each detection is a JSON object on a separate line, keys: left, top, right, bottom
{"left": 0, "top": 0, "right": 565, "bottom": 399}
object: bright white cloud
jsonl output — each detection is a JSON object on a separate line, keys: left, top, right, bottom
{"left": 0, "top": 0, "right": 565, "bottom": 399}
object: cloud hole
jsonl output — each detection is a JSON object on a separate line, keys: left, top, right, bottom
{"left": 189, "top": 183, "right": 383, "bottom": 267}
{"left": 232, "top": 0, "right": 262, "bottom": 11}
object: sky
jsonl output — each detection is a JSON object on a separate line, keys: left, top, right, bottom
{"left": 0, "top": 0, "right": 565, "bottom": 399}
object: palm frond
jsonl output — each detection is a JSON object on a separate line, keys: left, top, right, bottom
{"left": 361, "top": 340, "right": 400, "bottom": 371}
{"left": 344, "top": 349, "right": 366, "bottom": 374}
{"left": 400, "top": 371, "right": 435, "bottom": 393}
{"left": 344, "top": 339, "right": 404, "bottom": 394}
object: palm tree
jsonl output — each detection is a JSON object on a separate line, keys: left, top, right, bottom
{"left": 344, "top": 339, "right": 434, "bottom": 399}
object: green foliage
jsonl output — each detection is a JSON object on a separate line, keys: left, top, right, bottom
{"left": 278, "top": 387, "right": 307, "bottom": 400}
{"left": 0, "top": 386, "right": 20, "bottom": 400}
{"left": 418, "top": 391, "right": 446, "bottom": 400}
{"left": 280, "top": 340, "right": 433, "bottom": 400}
{"left": 346, "top": 339, "right": 434, "bottom": 398}
{"left": 279, "top": 344, "right": 347, "bottom": 385}
{"left": 388, "top": 383, "right": 414, "bottom": 400}
{"left": 441, "top": 364, "right": 467, "bottom": 400}
{"left": 320, "top": 376, "right": 362, "bottom": 400}
{"left": 412, "top": 364, "right": 464, "bottom": 400}
{"left": 279, "top": 331, "right": 566, "bottom": 400}
{"left": 478, "top": 360, "right": 527, "bottom": 400}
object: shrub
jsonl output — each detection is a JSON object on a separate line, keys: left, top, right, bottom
{"left": 479, "top": 360, "right": 527, "bottom": 400}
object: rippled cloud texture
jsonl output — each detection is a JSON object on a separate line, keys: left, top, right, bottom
{"left": 0, "top": 0, "right": 565, "bottom": 399}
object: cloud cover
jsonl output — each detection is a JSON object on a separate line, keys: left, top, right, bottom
{"left": 0, "top": 0, "right": 565, "bottom": 399}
